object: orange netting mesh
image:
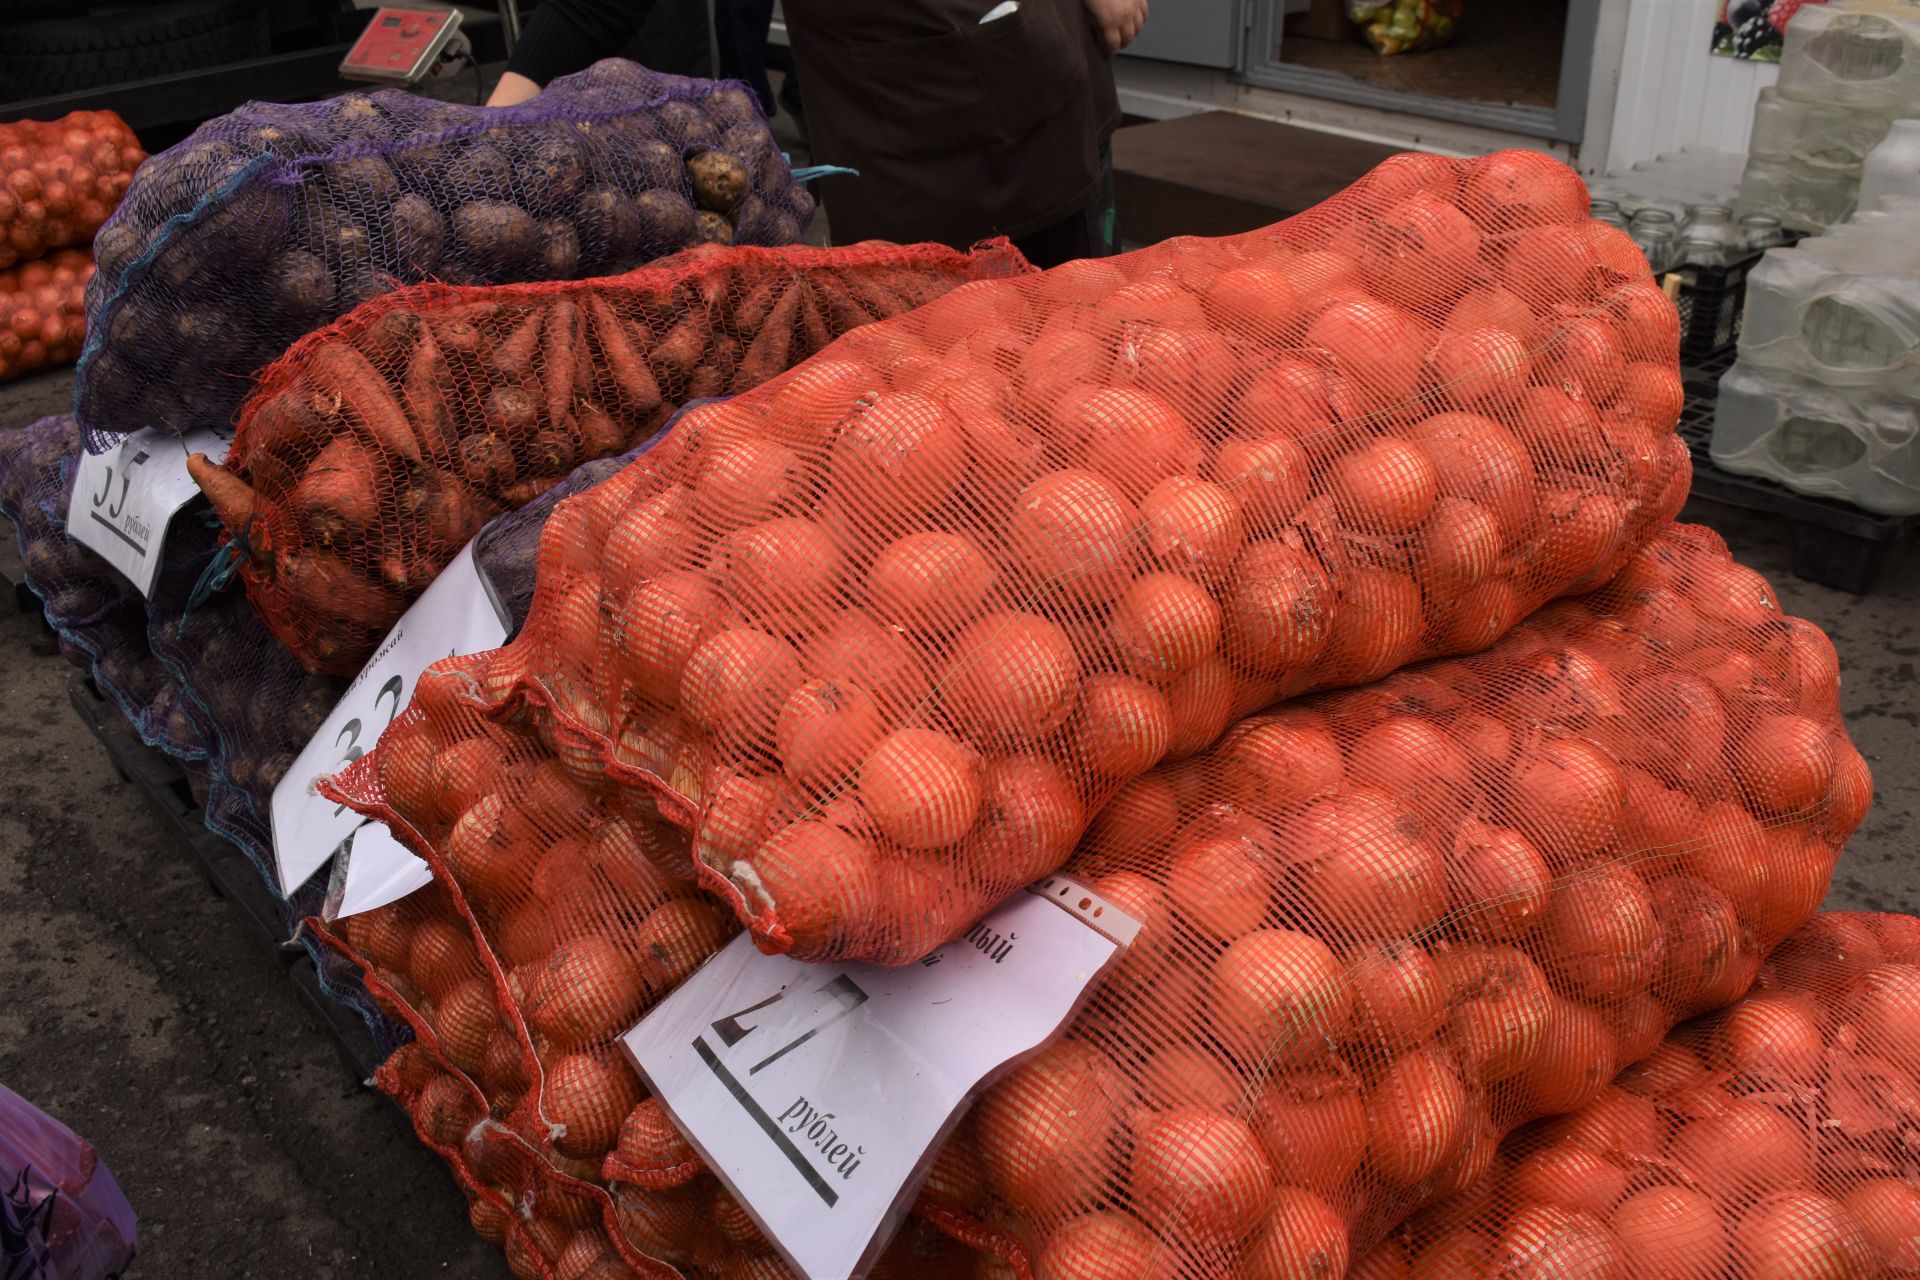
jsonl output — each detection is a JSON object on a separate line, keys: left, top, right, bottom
{"left": 1364, "top": 911, "right": 1920, "bottom": 1279}
{"left": 193, "top": 238, "right": 1033, "bottom": 675}
{"left": 334, "top": 148, "right": 1694, "bottom": 965}
{"left": 1, "top": 248, "right": 93, "bottom": 382}
{"left": 316, "top": 520, "right": 1866, "bottom": 1276}
{"left": 0, "top": 111, "right": 142, "bottom": 270}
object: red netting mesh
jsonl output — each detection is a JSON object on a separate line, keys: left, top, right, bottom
{"left": 1364, "top": 911, "right": 1920, "bottom": 1279}
{"left": 193, "top": 238, "right": 1032, "bottom": 676}
{"left": 1, "top": 248, "right": 93, "bottom": 382}
{"left": 316, "top": 520, "right": 1865, "bottom": 1276}
{"left": 0, "top": 111, "right": 142, "bottom": 270}
{"left": 352, "top": 148, "right": 1694, "bottom": 965}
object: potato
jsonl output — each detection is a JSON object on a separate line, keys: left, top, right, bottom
{"left": 706, "top": 84, "right": 761, "bottom": 132}
{"left": 575, "top": 186, "right": 642, "bottom": 270}
{"left": 326, "top": 153, "right": 398, "bottom": 204}
{"left": 653, "top": 100, "right": 721, "bottom": 151}
{"left": 694, "top": 210, "right": 735, "bottom": 244}
{"left": 270, "top": 250, "right": 335, "bottom": 314}
{"left": 392, "top": 193, "right": 446, "bottom": 276}
{"left": 628, "top": 139, "right": 683, "bottom": 192}
{"left": 633, "top": 190, "right": 698, "bottom": 253}
{"left": 538, "top": 219, "right": 581, "bottom": 280}
{"left": 453, "top": 200, "right": 537, "bottom": 270}
{"left": 525, "top": 135, "right": 587, "bottom": 205}
{"left": 459, "top": 140, "right": 514, "bottom": 191}
{"left": 686, "top": 149, "right": 749, "bottom": 214}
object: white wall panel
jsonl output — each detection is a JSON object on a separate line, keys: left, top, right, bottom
{"left": 1607, "top": 0, "right": 1779, "bottom": 172}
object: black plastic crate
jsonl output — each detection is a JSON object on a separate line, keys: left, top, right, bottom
{"left": 1677, "top": 388, "right": 1919, "bottom": 594}
{"left": 1664, "top": 232, "right": 1806, "bottom": 367}
{"left": 1669, "top": 254, "right": 1763, "bottom": 365}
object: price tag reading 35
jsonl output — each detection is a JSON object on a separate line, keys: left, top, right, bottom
{"left": 269, "top": 541, "right": 508, "bottom": 893}
{"left": 68, "top": 425, "right": 232, "bottom": 596}
{"left": 626, "top": 876, "right": 1139, "bottom": 1280}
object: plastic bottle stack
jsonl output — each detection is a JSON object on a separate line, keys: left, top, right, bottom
{"left": 1711, "top": 202, "right": 1920, "bottom": 514}
{"left": 1737, "top": 0, "right": 1920, "bottom": 230}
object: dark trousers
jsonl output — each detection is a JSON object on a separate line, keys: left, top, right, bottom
{"left": 1009, "top": 141, "right": 1118, "bottom": 268}
{"left": 714, "top": 0, "right": 779, "bottom": 114}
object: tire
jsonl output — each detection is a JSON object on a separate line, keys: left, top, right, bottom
{"left": 0, "top": 0, "right": 271, "bottom": 100}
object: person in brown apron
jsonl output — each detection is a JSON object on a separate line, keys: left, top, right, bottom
{"left": 782, "top": 0, "right": 1142, "bottom": 267}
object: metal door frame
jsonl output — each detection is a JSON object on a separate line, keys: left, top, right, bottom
{"left": 1239, "top": 0, "right": 1601, "bottom": 142}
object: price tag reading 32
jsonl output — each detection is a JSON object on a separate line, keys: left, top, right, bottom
{"left": 269, "top": 541, "right": 508, "bottom": 894}
{"left": 68, "top": 425, "right": 232, "bottom": 597}
{"left": 626, "top": 876, "right": 1139, "bottom": 1280}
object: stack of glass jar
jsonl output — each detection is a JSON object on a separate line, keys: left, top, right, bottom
{"left": 1737, "top": 0, "right": 1920, "bottom": 230}
{"left": 1710, "top": 202, "right": 1920, "bottom": 514}
{"left": 1586, "top": 150, "right": 1781, "bottom": 272}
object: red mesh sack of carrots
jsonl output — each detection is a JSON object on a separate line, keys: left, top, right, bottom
{"left": 1, "top": 248, "right": 93, "bottom": 382}
{"left": 1363, "top": 911, "right": 1920, "bottom": 1279}
{"left": 314, "top": 521, "right": 1864, "bottom": 1277}
{"left": 391, "top": 147, "right": 1693, "bottom": 965}
{"left": 0, "top": 111, "right": 143, "bottom": 270}
{"left": 191, "top": 238, "right": 1032, "bottom": 675}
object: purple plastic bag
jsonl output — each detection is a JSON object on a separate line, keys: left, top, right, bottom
{"left": 76, "top": 59, "right": 811, "bottom": 446}
{"left": 0, "top": 1084, "right": 135, "bottom": 1280}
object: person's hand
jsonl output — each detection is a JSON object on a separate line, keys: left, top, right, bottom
{"left": 486, "top": 71, "right": 544, "bottom": 107}
{"left": 1083, "top": 0, "right": 1147, "bottom": 53}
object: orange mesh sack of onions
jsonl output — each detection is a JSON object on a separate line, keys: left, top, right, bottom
{"left": 315, "top": 520, "right": 1864, "bottom": 1277}
{"left": 189, "top": 237, "right": 1033, "bottom": 677}
{"left": 1358, "top": 911, "right": 1920, "bottom": 1280}
{"left": 326, "top": 878, "right": 975, "bottom": 1280}
{"left": 360, "top": 147, "right": 1694, "bottom": 967}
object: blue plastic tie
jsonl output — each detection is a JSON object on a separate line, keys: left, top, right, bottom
{"left": 179, "top": 541, "right": 243, "bottom": 627}
{"left": 791, "top": 164, "right": 859, "bottom": 183}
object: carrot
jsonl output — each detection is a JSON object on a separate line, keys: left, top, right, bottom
{"left": 430, "top": 308, "right": 493, "bottom": 358}
{"left": 686, "top": 361, "right": 725, "bottom": 402}
{"left": 708, "top": 335, "right": 741, "bottom": 393}
{"left": 355, "top": 306, "right": 422, "bottom": 367}
{"left": 493, "top": 306, "right": 544, "bottom": 376}
{"left": 291, "top": 436, "right": 382, "bottom": 545}
{"left": 814, "top": 275, "right": 872, "bottom": 336}
{"left": 732, "top": 278, "right": 783, "bottom": 337}
{"left": 485, "top": 385, "right": 538, "bottom": 437}
{"left": 308, "top": 339, "right": 421, "bottom": 462}
{"left": 187, "top": 453, "right": 262, "bottom": 547}
{"left": 842, "top": 272, "right": 903, "bottom": 321}
{"left": 572, "top": 400, "right": 626, "bottom": 458}
{"left": 541, "top": 300, "right": 581, "bottom": 428}
{"left": 738, "top": 281, "right": 800, "bottom": 387}
{"left": 424, "top": 472, "right": 493, "bottom": 552}
{"left": 649, "top": 313, "right": 710, "bottom": 389}
{"left": 795, "top": 281, "right": 831, "bottom": 357}
{"left": 459, "top": 433, "right": 515, "bottom": 491}
{"left": 401, "top": 327, "right": 456, "bottom": 460}
{"left": 587, "top": 293, "right": 662, "bottom": 419}
{"left": 241, "top": 386, "right": 330, "bottom": 465}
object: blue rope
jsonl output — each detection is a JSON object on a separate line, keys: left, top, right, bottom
{"left": 179, "top": 541, "right": 243, "bottom": 627}
{"left": 790, "top": 164, "right": 860, "bottom": 183}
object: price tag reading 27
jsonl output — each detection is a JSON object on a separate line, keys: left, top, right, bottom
{"left": 68, "top": 425, "right": 232, "bottom": 597}
{"left": 626, "top": 877, "right": 1140, "bottom": 1280}
{"left": 269, "top": 541, "right": 508, "bottom": 894}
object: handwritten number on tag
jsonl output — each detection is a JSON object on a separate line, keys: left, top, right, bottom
{"left": 712, "top": 974, "right": 869, "bottom": 1076}
{"left": 327, "top": 673, "right": 409, "bottom": 816}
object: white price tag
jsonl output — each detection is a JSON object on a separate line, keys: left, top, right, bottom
{"left": 67, "top": 425, "right": 232, "bottom": 597}
{"left": 326, "top": 823, "right": 433, "bottom": 920}
{"left": 270, "top": 541, "right": 509, "bottom": 894}
{"left": 625, "top": 876, "right": 1139, "bottom": 1280}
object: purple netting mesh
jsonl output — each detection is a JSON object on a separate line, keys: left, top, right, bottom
{"left": 0, "top": 1082, "right": 138, "bottom": 1279}
{"left": 0, "top": 415, "right": 208, "bottom": 765}
{"left": 76, "top": 59, "right": 812, "bottom": 446}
